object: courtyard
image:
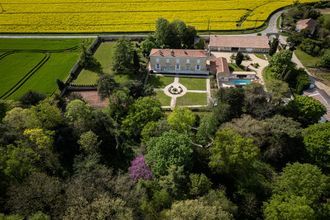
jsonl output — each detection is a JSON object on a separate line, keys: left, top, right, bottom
{"left": 148, "top": 74, "right": 211, "bottom": 109}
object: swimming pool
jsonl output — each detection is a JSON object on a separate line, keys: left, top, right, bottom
{"left": 229, "top": 79, "right": 252, "bottom": 85}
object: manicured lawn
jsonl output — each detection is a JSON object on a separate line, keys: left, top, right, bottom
{"left": 7, "top": 53, "right": 80, "bottom": 100}
{"left": 74, "top": 42, "right": 138, "bottom": 85}
{"left": 148, "top": 75, "right": 175, "bottom": 88}
{"left": 155, "top": 91, "right": 172, "bottom": 106}
{"left": 0, "top": 53, "right": 45, "bottom": 98}
{"left": 176, "top": 92, "right": 208, "bottom": 106}
{"left": 0, "top": 38, "right": 92, "bottom": 51}
{"left": 295, "top": 48, "right": 321, "bottom": 67}
{"left": 179, "top": 77, "right": 207, "bottom": 90}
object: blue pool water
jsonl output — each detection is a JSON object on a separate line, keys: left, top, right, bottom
{"left": 230, "top": 79, "right": 252, "bottom": 85}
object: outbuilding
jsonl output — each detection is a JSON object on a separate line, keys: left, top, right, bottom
{"left": 208, "top": 35, "right": 270, "bottom": 53}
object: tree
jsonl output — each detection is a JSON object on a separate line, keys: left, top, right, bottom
{"left": 79, "top": 46, "right": 102, "bottom": 74}
{"left": 0, "top": 101, "right": 7, "bottom": 121}
{"left": 235, "top": 52, "right": 244, "bottom": 66}
{"left": 0, "top": 145, "right": 39, "bottom": 181}
{"left": 3, "top": 107, "right": 40, "bottom": 131}
{"left": 320, "top": 49, "right": 330, "bottom": 68}
{"left": 268, "top": 38, "right": 279, "bottom": 56}
{"left": 189, "top": 173, "right": 212, "bottom": 197}
{"left": 154, "top": 18, "right": 171, "bottom": 47}
{"left": 222, "top": 115, "right": 303, "bottom": 169}
{"left": 108, "top": 89, "right": 133, "bottom": 121}
{"left": 112, "top": 39, "right": 135, "bottom": 73}
{"left": 64, "top": 193, "right": 133, "bottom": 220}
{"left": 141, "top": 35, "right": 158, "bottom": 57}
{"left": 122, "top": 97, "right": 163, "bottom": 138}
{"left": 65, "top": 99, "right": 93, "bottom": 133}
{"left": 264, "top": 195, "right": 315, "bottom": 220}
{"left": 273, "top": 163, "right": 328, "bottom": 203}
{"left": 266, "top": 79, "right": 289, "bottom": 102}
{"left": 162, "top": 199, "right": 233, "bottom": 220}
{"left": 162, "top": 190, "right": 236, "bottom": 220}
{"left": 128, "top": 155, "right": 153, "bottom": 182}
{"left": 19, "top": 91, "right": 46, "bottom": 107}
{"left": 97, "top": 75, "right": 118, "bottom": 100}
{"left": 145, "top": 130, "right": 192, "bottom": 176}
{"left": 286, "top": 95, "right": 326, "bottom": 126}
{"left": 217, "top": 87, "right": 245, "bottom": 118}
{"left": 243, "top": 83, "right": 276, "bottom": 119}
{"left": 78, "top": 131, "right": 100, "bottom": 155}
{"left": 209, "top": 128, "right": 259, "bottom": 173}
{"left": 6, "top": 172, "right": 65, "bottom": 218}
{"left": 159, "top": 165, "right": 187, "bottom": 199}
{"left": 29, "top": 212, "right": 50, "bottom": 220}
{"left": 141, "top": 120, "right": 171, "bottom": 143}
{"left": 32, "top": 98, "right": 63, "bottom": 130}
{"left": 269, "top": 50, "right": 295, "bottom": 80}
{"left": 195, "top": 113, "right": 218, "bottom": 146}
{"left": 167, "top": 108, "right": 196, "bottom": 133}
{"left": 303, "top": 122, "right": 330, "bottom": 170}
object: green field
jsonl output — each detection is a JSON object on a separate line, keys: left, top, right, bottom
{"left": 295, "top": 48, "right": 321, "bottom": 68}
{"left": 74, "top": 42, "right": 139, "bottom": 85}
{"left": 0, "top": 38, "right": 90, "bottom": 100}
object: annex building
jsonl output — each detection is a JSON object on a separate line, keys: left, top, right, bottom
{"left": 208, "top": 35, "right": 270, "bottom": 53}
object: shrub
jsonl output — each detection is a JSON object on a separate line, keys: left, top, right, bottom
{"left": 129, "top": 155, "right": 153, "bottom": 182}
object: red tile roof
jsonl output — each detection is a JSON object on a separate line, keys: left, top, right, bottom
{"left": 209, "top": 35, "right": 270, "bottom": 49}
{"left": 150, "top": 49, "right": 208, "bottom": 58}
{"left": 209, "top": 56, "right": 230, "bottom": 75}
{"left": 296, "top": 18, "right": 317, "bottom": 30}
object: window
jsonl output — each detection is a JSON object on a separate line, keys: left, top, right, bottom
{"left": 197, "top": 59, "right": 200, "bottom": 64}
{"left": 196, "top": 65, "right": 200, "bottom": 70}
{"left": 166, "top": 59, "right": 170, "bottom": 63}
{"left": 186, "top": 59, "right": 190, "bottom": 64}
{"left": 156, "top": 58, "right": 160, "bottom": 63}
{"left": 176, "top": 59, "right": 180, "bottom": 64}
{"left": 156, "top": 63, "right": 160, "bottom": 69}
{"left": 176, "top": 64, "right": 180, "bottom": 70}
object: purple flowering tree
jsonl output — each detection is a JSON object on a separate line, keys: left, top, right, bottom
{"left": 129, "top": 155, "right": 153, "bottom": 182}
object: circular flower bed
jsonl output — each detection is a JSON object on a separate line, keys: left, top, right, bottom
{"left": 168, "top": 85, "right": 183, "bottom": 95}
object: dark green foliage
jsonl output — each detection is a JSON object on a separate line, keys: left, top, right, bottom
{"left": 320, "top": 49, "right": 330, "bottom": 68}
{"left": 122, "top": 97, "right": 163, "bottom": 138}
{"left": 235, "top": 52, "right": 244, "bottom": 66}
{"left": 79, "top": 46, "right": 102, "bottom": 74}
{"left": 268, "top": 38, "right": 279, "bottom": 56}
{"left": 300, "top": 38, "right": 322, "bottom": 56}
{"left": 19, "top": 91, "right": 46, "bottom": 107}
{"left": 97, "top": 75, "right": 118, "bottom": 100}
{"left": 56, "top": 79, "right": 66, "bottom": 91}
{"left": 286, "top": 95, "right": 327, "bottom": 126}
{"left": 303, "top": 122, "right": 330, "bottom": 171}
{"left": 112, "top": 39, "right": 136, "bottom": 74}
{"left": 146, "top": 130, "right": 193, "bottom": 176}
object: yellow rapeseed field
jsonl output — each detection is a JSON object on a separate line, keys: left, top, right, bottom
{"left": 0, "top": 0, "right": 319, "bottom": 33}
